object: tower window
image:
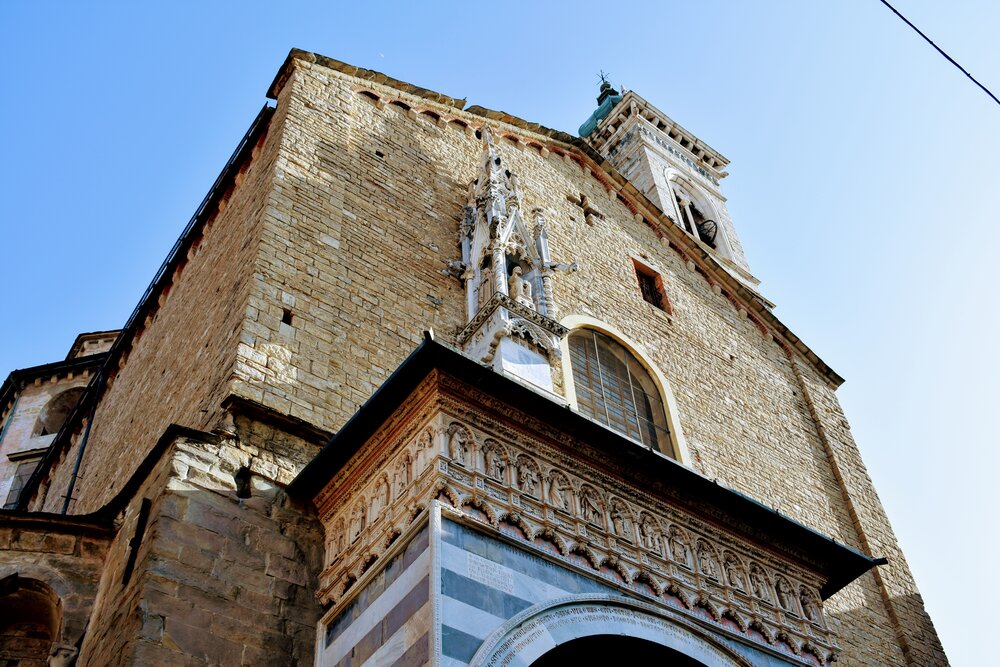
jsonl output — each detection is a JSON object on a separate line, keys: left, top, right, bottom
{"left": 633, "top": 261, "right": 669, "bottom": 313}
{"left": 671, "top": 182, "right": 719, "bottom": 251}
{"left": 568, "top": 329, "right": 672, "bottom": 455}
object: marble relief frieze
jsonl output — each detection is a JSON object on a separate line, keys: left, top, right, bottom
{"left": 314, "top": 386, "right": 839, "bottom": 665}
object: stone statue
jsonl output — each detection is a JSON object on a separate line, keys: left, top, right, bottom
{"left": 580, "top": 490, "right": 602, "bottom": 525}
{"left": 507, "top": 266, "right": 534, "bottom": 309}
{"left": 486, "top": 448, "right": 506, "bottom": 482}
{"left": 548, "top": 474, "right": 571, "bottom": 511}
{"left": 698, "top": 544, "right": 718, "bottom": 579}
{"left": 449, "top": 427, "right": 469, "bottom": 465}
{"left": 639, "top": 516, "right": 660, "bottom": 551}
{"left": 350, "top": 505, "right": 365, "bottom": 542}
{"left": 726, "top": 558, "right": 746, "bottom": 590}
{"left": 776, "top": 577, "right": 793, "bottom": 611}
{"left": 669, "top": 529, "right": 690, "bottom": 566}
{"left": 610, "top": 504, "right": 632, "bottom": 538}
{"left": 800, "top": 589, "right": 821, "bottom": 623}
{"left": 750, "top": 566, "right": 770, "bottom": 601}
{"left": 370, "top": 479, "right": 388, "bottom": 522}
{"left": 517, "top": 460, "right": 538, "bottom": 496}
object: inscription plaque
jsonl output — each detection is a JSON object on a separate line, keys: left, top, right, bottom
{"left": 467, "top": 553, "right": 515, "bottom": 594}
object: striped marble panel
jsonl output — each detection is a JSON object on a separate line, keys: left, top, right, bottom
{"left": 320, "top": 526, "right": 430, "bottom": 667}
{"left": 438, "top": 519, "right": 616, "bottom": 664}
{"left": 436, "top": 518, "right": 804, "bottom": 667}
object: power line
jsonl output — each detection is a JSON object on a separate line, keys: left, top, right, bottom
{"left": 878, "top": 0, "right": 1000, "bottom": 108}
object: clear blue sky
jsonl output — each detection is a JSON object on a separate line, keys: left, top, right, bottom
{"left": 2, "top": 1, "right": 994, "bottom": 663}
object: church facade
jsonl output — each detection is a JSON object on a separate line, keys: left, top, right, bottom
{"left": 0, "top": 51, "right": 946, "bottom": 666}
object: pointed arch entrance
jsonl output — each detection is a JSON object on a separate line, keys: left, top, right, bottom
{"left": 467, "top": 595, "right": 750, "bottom": 667}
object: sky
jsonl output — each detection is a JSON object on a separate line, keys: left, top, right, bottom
{"left": 1, "top": 1, "right": 995, "bottom": 663}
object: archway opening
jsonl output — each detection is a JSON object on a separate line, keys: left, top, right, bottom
{"left": 531, "top": 634, "right": 708, "bottom": 666}
{"left": 0, "top": 575, "right": 61, "bottom": 663}
{"left": 33, "top": 387, "right": 86, "bottom": 437}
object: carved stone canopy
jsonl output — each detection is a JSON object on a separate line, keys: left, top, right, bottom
{"left": 453, "top": 127, "right": 571, "bottom": 392}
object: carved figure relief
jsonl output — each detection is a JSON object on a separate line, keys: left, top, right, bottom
{"left": 369, "top": 477, "right": 389, "bottom": 524}
{"left": 724, "top": 554, "right": 747, "bottom": 591}
{"left": 775, "top": 576, "right": 795, "bottom": 613}
{"left": 329, "top": 518, "right": 345, "bottom": 561}
{"left": 800, "top": 587, "right": 822, "bottom": 624}
{"left": 394, "top": 452, "right": 413, "bottom": 498}
{"left": 697, "top": 541, "right": 719, "bottom": 580}
{"left": 318, "top": 407, "right": 837, "bottom": 664}
{"left": 638, "top": 513, "right": 662, "bottom": 552}
{"left": 579, "top": 486, "right": 604, "bottom": 526}
{"left": 415, "top": 429, "right": 435, "bottom": 473}
{"left": 547, "top": 471, "right": 573, "bottom": 512}
{"left": 349, "top": 503, "right": 366, "bottom": 543}
{"left": 609, "top": 499, "right": 633, "bottom": 540}
{"left": 749, "top": 563, "right": 770, "bottom": 602}
{"left": 668, "top": 526, "right": 692, "bottom": 567}
{"left": 483, "top": 440, "right": 508, "bottom": 483}
{"left": 448, "top": 423, "right": 472, "bottom": 466}
{"left": 515, "top": 455, "right": 540, "bottom": 497}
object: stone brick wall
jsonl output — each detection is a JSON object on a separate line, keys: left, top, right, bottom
{"left": 41, "top": 109, "right": 284, "bottom": 515}
{"left": 79, "top": 432, "right": 324, "bottom": 666}
{"left": 227, "top": 61, "right": 941, "bottom": 664}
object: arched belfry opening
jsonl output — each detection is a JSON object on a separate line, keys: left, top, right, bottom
{"left": 532, "top": 634, "right": 708, "bottom": 667}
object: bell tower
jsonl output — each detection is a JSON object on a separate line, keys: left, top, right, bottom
{"left": 580, "top": 83, "right": 758, "bottom": 289}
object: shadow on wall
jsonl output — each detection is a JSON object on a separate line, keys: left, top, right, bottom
{"left": 826, "top": 585, "right": 947, "bottom": 666}
{"left": 280, "top": 97, "right": 475, "bottom": 424}
{"left": 72, "top": 434, "right": 326, "bottom": 666}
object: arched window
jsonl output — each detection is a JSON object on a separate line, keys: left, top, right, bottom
{"left": 32, "top": 387, "right": 86, "bottom": 437}
{"left": 567, "top": 329, "right": 672, "bottom": 455}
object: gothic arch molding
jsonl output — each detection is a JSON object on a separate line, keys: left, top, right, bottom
{"left": 558, "top": 315, "right": 690, "bottom": 463}
{"left": 466, "top": 594, "right": 752, "bottom": 667}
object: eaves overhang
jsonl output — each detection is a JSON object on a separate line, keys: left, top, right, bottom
{"left": 289, "top": 335, "right": 877, "bottom": 599}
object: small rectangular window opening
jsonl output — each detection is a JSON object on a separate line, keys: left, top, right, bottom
{"left": 633, "top": 261, "right": 670, "bottom": 313}
{"left": 281, "top": 309, "right": 293, "bottom": 326}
